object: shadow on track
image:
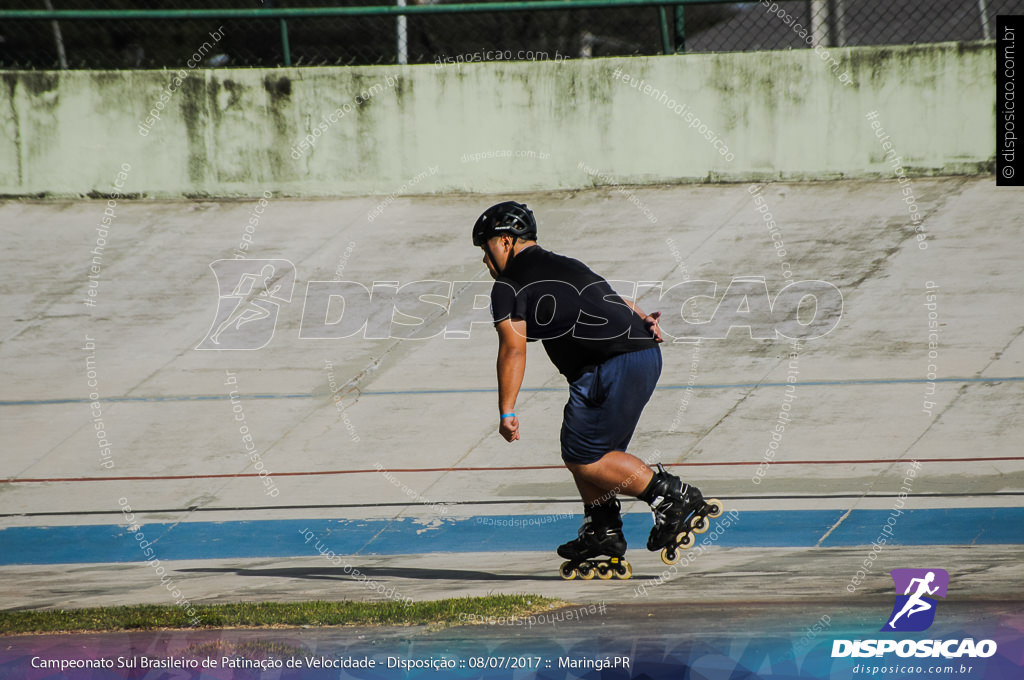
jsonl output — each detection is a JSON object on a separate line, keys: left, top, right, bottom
{"left": 177, "top": 566, "right": 558, "bottom": 581}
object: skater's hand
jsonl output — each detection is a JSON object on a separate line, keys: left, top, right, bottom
{"left": 499, "top": 414, "right": 520, "bottom": 442}
{"left": 644, "top": 311, "right": 664, "bottom": 343}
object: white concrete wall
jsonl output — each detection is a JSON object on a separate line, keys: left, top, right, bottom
{"left": 0, "top": 41, "right": 994, "bottom": 198}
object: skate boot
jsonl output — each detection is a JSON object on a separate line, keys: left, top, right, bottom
{"left": 557, "top": 499, "right": 632, "bottom": 580}
{"left": 640, "top": 464, "right": 723, "bottom": 565}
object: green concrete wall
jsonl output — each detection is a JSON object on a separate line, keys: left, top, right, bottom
{"left": 0, "top": 41, "right": 994, "bottom": 198}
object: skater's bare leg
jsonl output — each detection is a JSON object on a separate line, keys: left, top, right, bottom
{"left": 566, "top": 451, "right": 655, "bottom": 504}
{"left": 569, "top": 472, "right": 608, "bottom": 505}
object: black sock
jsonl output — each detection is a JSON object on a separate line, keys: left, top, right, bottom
{"left": 637, "top": 473, "right": 661, "bottom": 504}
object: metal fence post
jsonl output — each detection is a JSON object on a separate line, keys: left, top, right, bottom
{"left": 42, "top": 0, "right": 68, "bottom": 69}
{"left": 674, "top": 5, "right": 685, "bottom": 52}
{"left": 280, "top": 18, "right": 291, "bottom": 66}
{"left": 810, "top": 0, "right": 831, "bottom": 47}
{"left": 977, "top": 0, "right": 991, "bottom": 40}
{"left": 397, "top": 0, "right": 408, "bottom": 64}
{"left": 658, "top": 5, "right": 671, "bottom": 54}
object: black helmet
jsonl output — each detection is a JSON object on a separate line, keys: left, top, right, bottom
{"left": 472, "top": 201, "right": 537, "bottom": 247}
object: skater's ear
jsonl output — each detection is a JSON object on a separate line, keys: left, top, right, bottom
{"left": 497, "top": 234, "right": 521, "bottom": 257}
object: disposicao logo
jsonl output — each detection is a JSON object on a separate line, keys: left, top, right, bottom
{"left": 882, "top": 568, "right": 949, "bottom": 632}
{"left": 832, "top": 568, "right": 998, "bottom": 659}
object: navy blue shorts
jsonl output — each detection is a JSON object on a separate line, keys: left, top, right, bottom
{"left": 560, "top": 346, "right": 662, "bottom": 465}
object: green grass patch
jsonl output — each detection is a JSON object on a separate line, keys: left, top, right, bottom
{"left": 0, "top": 595, "right": 564, "bottom": 635}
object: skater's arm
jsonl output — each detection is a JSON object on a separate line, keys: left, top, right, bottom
{"left": 622, "top": 298, "right": 646, "bottom": 317}
{"left": 495, "top": 318, "right": 527, "bottom": 442}
{"left": 622, "top": 299, "right": 663, "bottom": 343}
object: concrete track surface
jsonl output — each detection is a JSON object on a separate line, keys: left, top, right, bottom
{"left": 0, "top": 176, "right": 1022, "bottom": 678}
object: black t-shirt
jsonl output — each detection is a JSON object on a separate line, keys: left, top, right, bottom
{"left": 489, "top": 245, "right": 659, "bottom": 382}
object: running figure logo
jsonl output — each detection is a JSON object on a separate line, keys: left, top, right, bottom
{"left": 881, "top": 568, "right": 949, "bottom": 632}
{"left": 196, "top": 259, "right": 296, "bottom": 350}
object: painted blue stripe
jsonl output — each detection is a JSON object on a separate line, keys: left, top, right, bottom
{"left": 2, "top": 376, "right": 1021, "bottom": 406}
{"left": 0, "top": 508, "right": 1021, "bottom": 565}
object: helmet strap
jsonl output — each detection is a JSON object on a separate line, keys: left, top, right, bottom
{"left": 483, "top": 238, "right": 502, "bottom": 274}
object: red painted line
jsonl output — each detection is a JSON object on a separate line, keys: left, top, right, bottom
{"left": 3, "top": 456, "right": 1022, "bottom": 484}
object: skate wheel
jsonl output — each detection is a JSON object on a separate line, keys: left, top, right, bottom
{"left": 660, "top": 547, "right": 678, "bottom": 565}
{"left": 596, "top": 561, "right": 613, "bottom": 580}
{"left": 705, "top": 499, "right": 723, "bottom": 519}
{"left": 689, "top": 515, "right": 708, "bottom": 534}
{"left": 578, "top": 563, "right": 596, "bottom": 580}
{"left": 676, "top": 531, "right": 695, "bottom": 548}
{"left": 559, "top": 561, "right": 577, "bottom": 580}
{"left": 614, "top": 560, "right": 632, "bottom": 580}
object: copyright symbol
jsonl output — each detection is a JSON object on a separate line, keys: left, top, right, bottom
{"left": 1003, "top": 165, "right": 1015, "bottom": 179}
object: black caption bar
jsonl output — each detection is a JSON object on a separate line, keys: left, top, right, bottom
{"left": 997, "top": 15, "right": 1022, "bottom": 186}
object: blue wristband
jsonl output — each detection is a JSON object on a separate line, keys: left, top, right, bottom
{"left": 500, "top": 412, "right": 516, "bottom": 419}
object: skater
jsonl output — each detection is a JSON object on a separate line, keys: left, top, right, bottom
{"left": 472, "top": 201, "right": 721, "bottom": 579}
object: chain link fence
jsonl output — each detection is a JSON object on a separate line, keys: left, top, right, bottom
{"left": 1, "top": 0, "right": 1019, "bottom": 70}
